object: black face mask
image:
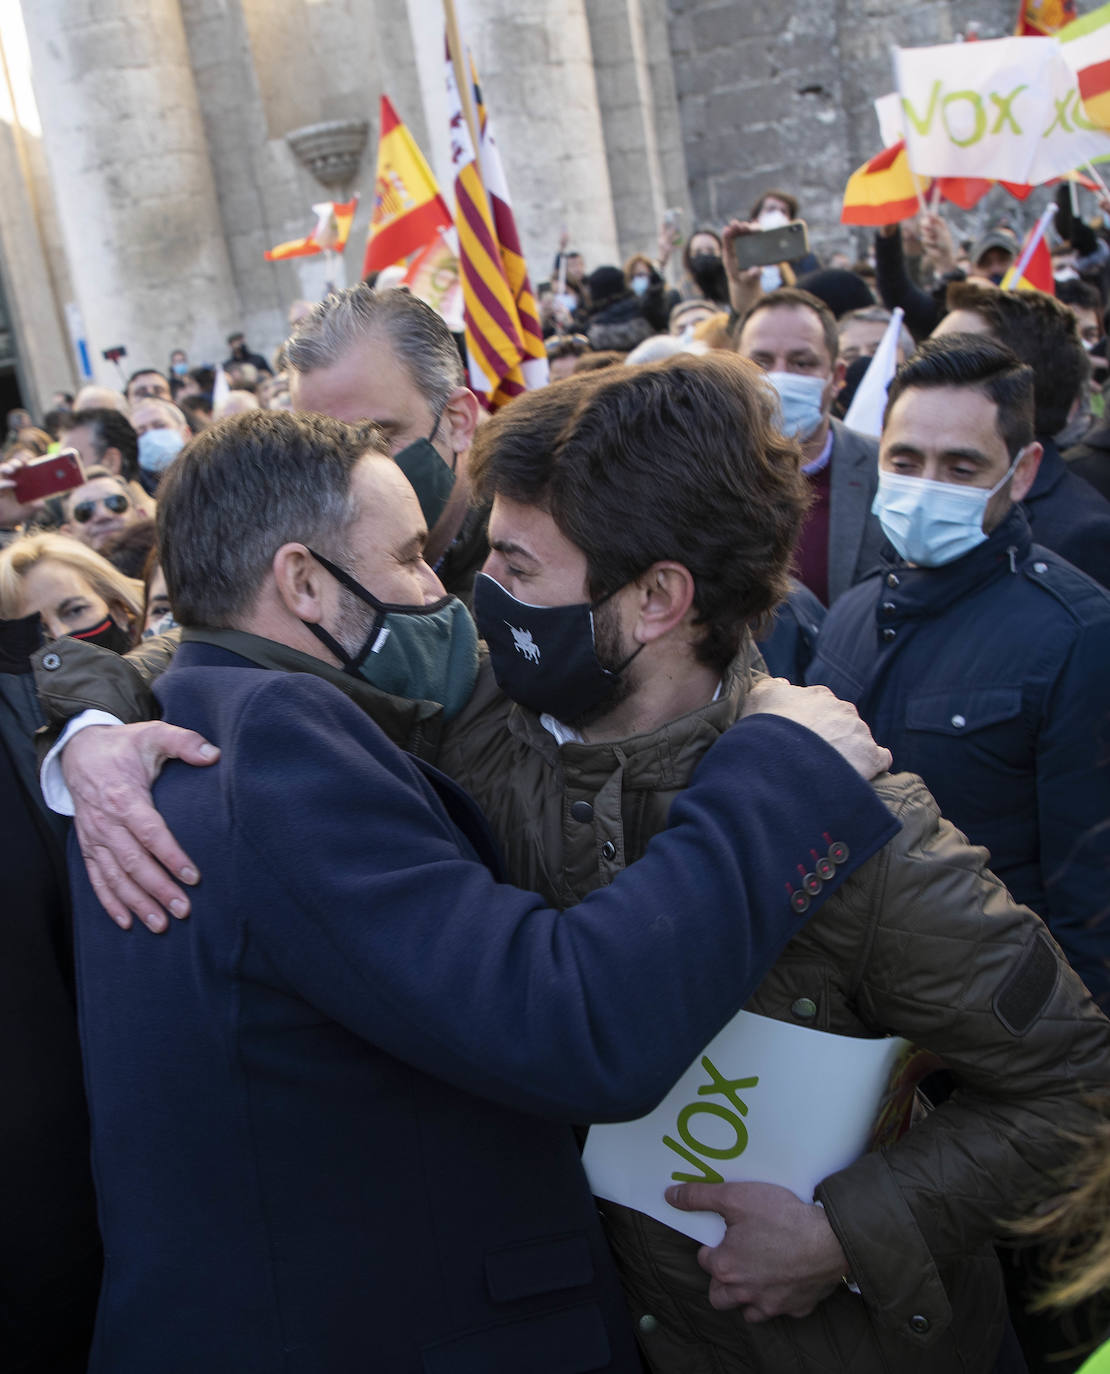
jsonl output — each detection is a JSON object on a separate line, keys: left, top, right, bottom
{"left": 472, "top": 572, "right": 642, "bottom": 723}
{"left": 690, "top": 253, "right": 728, "bottom": 303}
{"left": 393, "top": 409, "right": 457, "bottom": 530}
{"left": 68, "top": 616, "right": 133, "bottom": 655}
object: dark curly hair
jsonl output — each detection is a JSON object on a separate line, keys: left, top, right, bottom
{"left": 470, "top": 352, "right": 810, "bottom": 672}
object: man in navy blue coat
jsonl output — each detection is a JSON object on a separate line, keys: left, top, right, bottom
{"left": 69, "top": 411, "right": 896, "bottom": 1373}
{"left": 809, "top": 335, "right": 1110, "bottom": 1009}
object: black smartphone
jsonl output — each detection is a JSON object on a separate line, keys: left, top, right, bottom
{"left": 731, "top": 221, "right": 809, "bottom": 272}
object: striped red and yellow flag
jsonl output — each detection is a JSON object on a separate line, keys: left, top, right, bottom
{"left": 364, "top": 96, "right": 453, "bottom": 278}
{"left": 445, "top": 38, "right": 547, "bottom": 408}
{"left": 264, "top": 199, "right": 358, "bottom": 262}
{"left": 470, "top": 56, "right": 548, "bottom": 401}
{"left": 1058, "top": 2, "right": 1110, "bottom": 130}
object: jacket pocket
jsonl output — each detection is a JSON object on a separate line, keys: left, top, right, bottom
{"left": 485, "top": 1232, "right": 594, "bottom": 1302}
{"left": 904, "top": 686, "right": 1023, "bottom": 736}
{"left": 421, "top": 1300, "right": 610, "bottom": 1374}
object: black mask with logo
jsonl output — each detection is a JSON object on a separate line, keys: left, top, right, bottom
{"left": 392, "top": 408, "right": 457, "bottom": 530}
{"left": 472, "top": 573, "right": 642, "bottom": 722}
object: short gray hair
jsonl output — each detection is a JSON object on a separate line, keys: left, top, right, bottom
{"left": 157, "top": 409, "right": 382, "bottom": 628}
{"left": 284, "top": 285, "right": 465, "bottom": 414}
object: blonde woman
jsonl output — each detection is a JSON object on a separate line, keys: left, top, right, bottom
{"left": 0, "top": 531, "right": 141, "bottom": 652}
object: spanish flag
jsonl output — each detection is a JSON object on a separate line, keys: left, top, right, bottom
{"left": 841, "top": 141, "right": 930, "bottom": 226}
{"left": 264, "top": 199, "right": 358, "bottom": 262}
{"left": 1000, "top": 206, "right": 1056, "bottom": 294}
{"left": 363, "top": 96, "right": 453, "bottom": 278}
{"left": 446, "top": 37, "right": 546, "bottom": 407}
{"left": 1058, "top": 2, "right": 1110, "bottom": 130}
{"left": 1016, "top": 0, "right": 1077, "bottom": 37}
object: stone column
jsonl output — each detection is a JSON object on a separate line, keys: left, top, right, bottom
{"left": 20, "top": 0, "right": 242, "bottom": 383}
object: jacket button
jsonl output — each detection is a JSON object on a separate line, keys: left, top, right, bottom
{"left": 41, "top": 651, "right": 61, "bottom": 670}
{"left": 885, "top": 572, "right": 900, "bottom": 588}
{"left": 791, "top": 997, "right": 817, "bottom": 1020}
{"left": 570, "top": 800, "right": 593, "bottom": 822}
{"left": 881, "top": 627, "right": 896, "bottom": 642}
{"left": 829, "top": 841, "right": 849, "bottom": 864}
{"left": 638, "top": 1314, "right": 659, "bottom": 1335}
{"left": 950, "top": 714, "right": 966, "bottom": 728}
{"left": 909, "top": 1314, "right": 930, "bottom": 1334}
{"left": 1032, "top": 561, "right": 1047, "bottom": 574}
{"left": 803, "top": 871, "right": 822, "bottom": 896}
{"left": 880, "top": 601, "right": 896, "bottom": 615}
{"left": 601, "top": 840, "right": 617, "bottom": 860}
{"left": 815, "top": 856, "right": 835, "bottom": 880}
{"left": 790, "top": 890, "right": 810, "bottom": 914}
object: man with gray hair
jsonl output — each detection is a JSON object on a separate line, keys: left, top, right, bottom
{"left": 286, "top": 285, "right": 489, "bottom": 602}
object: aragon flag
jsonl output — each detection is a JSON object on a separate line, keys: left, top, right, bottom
{"left": 446, "top": 37, "right": 546, "bottom": 408}
{"left": 264, "top": 199, "right": 358, "bottom": 262}
{"left": 1058, "top": 2, "right": 1110, "bottom": 130}
{"left": 363, "top": 96, "right": 453, "bottom": 279}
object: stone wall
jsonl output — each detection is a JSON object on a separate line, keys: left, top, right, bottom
{"left": 666, "top": 0, "right": 1040, "bottom": 261}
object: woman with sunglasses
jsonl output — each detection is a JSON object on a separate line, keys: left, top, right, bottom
{"left": 60, "top": 466, "right": 150, "bottom": 553}
{"left": 0, "top": 532, "right": 142, "bottom": 652}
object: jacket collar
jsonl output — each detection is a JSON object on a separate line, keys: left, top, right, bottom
{"left": 176, "top": 627, "right": 444, "bottom": 756}
{"left": 506, "top": 639, "right": 760, "bottom": 792}
{"left": 1027, "top": 436, "right": 1064, "bottom": 501}
{"left": 876, "top": 505, "right": 1032, "bottom": 621}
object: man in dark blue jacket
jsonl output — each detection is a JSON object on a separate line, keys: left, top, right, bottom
{"left": 809, "top": 334, "right": 1110, "bottom": 1009}
{"left": 69, "top": 409, "right": 895, "bottom": 1373}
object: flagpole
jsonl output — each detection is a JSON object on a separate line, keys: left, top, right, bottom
{"left": 1006, "top": 203, "right": 1056, "bottom": 290}
{"left": 1083, "top": 159, "right": 1110, "bottom": 201}
{"left": 444, "top": 0, "right": 481, "bottom": 157}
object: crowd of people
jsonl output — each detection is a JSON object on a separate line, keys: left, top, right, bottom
{"left": 0, "top": 178, "right": 1109, "bottom": 1374}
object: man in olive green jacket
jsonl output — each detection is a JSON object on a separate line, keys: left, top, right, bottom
{"left": 40, "top": 354, "right": 1110, "bottom": 1374}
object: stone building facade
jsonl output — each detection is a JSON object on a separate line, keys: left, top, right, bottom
{"left": 0, "top": 0, "right": 1036, "bottom": 413}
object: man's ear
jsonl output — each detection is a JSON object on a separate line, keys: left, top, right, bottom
{"left": 629, "top": 562, "right": 698, "bottom": 646}
{"left": 441, "top": 386, "right": 480, "bottom": 456}
{"left": 1011, "top": 441, "right": 1043, "bottom": 503}
{"left": 272, "top": 543, "right": 329, "bottom": 623}
{"left": 834, "top": 358, "right": 847, "bottom": 388}
{"left": 102, "top": 447, "right": 123, "bottom": 477}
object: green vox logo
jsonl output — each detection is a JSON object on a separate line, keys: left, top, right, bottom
{"left": 662, "top": 1055, "right": 759, "bottom": 1185}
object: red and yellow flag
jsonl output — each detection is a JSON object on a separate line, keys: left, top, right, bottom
{"left": 363, "top": 96, "right": 453, "bottom": 278}
{"left": 1058, "top": 3, "right": 1110, "bottom": 130}
{"left": 1000, "top": 210, "right": 1057, "bottom": 294}
{"left": 1016, "top": 0, "right": 1077, "bottom": 36}
{"left": 841, "top": 141, "right": 930, "bottom": 226}
{"left": 445, "top": 36, "right": 548, "bottom": 407}
{"left": 264, "top": 199, "right": 358, "bottom": 262}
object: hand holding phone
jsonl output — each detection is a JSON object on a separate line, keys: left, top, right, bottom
{"left": 730, "top": 220, "right": 809, "bottom": 274}
{"left": 11, "top": 449, "right": 86, "bottom": 504}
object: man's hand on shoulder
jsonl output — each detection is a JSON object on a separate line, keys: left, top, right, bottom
{"left": 741, "top": 679, "right": 891, "bottom": 781}
{"left": 665, "top": 1180, "right": 848, "bottom": 1321}
{"left": 63, "top": 721, "right": 219, "bottom": 932}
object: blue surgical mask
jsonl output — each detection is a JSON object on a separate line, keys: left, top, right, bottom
{"left": 871, "top": 451, "right": 1025, "bottom": 567}
{"left": 765, "top": 371, "right": 828, "bottom": 440}
{"left": 630, "top": 274, "right": 650, "bottom": 296}
{"left": 303, "top": 549, "right": 478, "bottom": 719}
{"left": 138, "top": 427, "right": 186, "bottom": 474}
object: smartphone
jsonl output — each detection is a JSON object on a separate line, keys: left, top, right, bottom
{"left": 731, "top": 221, "right": 809, "bottom": 272}
{"left": 12, "top": 449, "right": 86, "bottom": 503}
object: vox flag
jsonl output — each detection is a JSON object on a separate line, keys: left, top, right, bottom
{"left": 265, "top": 199, "right": 358, "bottom": 262}
{"left": 1058, "top": 3, "right": 1110, "bottom": 130}
{"left": 364, "top": 96, "right": 453, "bottom": 278}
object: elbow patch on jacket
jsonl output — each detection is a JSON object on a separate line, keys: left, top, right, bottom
{"left": 993, "top": 934, "right": 1060, "bottom": 1036}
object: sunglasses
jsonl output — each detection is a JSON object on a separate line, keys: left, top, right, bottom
{"left": 72, "top": 492, "right": 130, "bottom": 523}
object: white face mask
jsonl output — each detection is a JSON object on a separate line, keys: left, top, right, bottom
{"left": 765, "top": 371, "right": 828, "bottom": 441}
{"left": 871, "top": 450, "right": 1026, "bottom": 567}
{"left": 758, "top": 208, "right": 790, "bottom": 230}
